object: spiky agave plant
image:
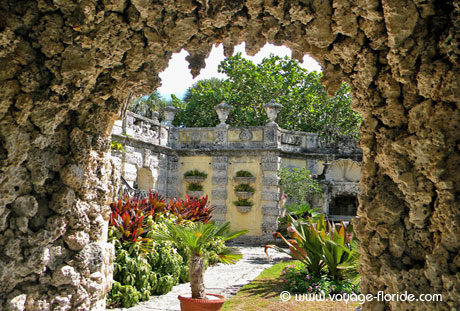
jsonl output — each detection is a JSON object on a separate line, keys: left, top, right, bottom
{"left": 151, "top": 221, "right": 248, "bottom": 299}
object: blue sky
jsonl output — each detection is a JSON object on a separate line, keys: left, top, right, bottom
{"left": 157, "top": 43, "right": 322, "bottom": 100}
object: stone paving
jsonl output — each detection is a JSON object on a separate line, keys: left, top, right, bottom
{"left": 110, "top": 245, "right": 290, "bottom": 311}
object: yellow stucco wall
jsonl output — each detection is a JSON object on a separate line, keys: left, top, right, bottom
{"left": 179, "top": 130, "right": 214, "bottom": 143}
{"left": 225, "top": 156, "right": 263, "bottom": 236}
{"left": 178, "top": 156, "right": 213, "bottom": 199}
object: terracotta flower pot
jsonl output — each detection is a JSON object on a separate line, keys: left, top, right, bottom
{"left": 178, "top": 293, "right": 226, "bottom": 311}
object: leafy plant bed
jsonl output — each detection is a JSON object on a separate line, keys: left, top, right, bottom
{"left": 281, "top": 263, "right": 359, "bottom": 296}
{"left": 233, "top": 199, "right": 253, "bottom": 207}
{"left": 235, "top": 170, "right": 254, "bottom": 177}
{"left": 184, "top": 169, "right": 208, "bottom": 177}
{"left": 184, "top": 169, "right": 208, "bottom": 183}
{"left": 222, "top": 261, "right": 359, "bottom": 311}
{"left": 234, "top": 184, "right": 255, "bottom": 192}
{"left": 234, "top": 170, "right": 256, "bottom": 184}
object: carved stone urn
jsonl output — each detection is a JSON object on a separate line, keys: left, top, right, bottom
{"left": 263, "top": 100, "right": 282, "bottom": 125}
{"left": 162, "top": 105, "right": 178, "bottom": 126}
{"left": 150, "top": 111, "right": 159, "bottom": 123}
{"left": 214, "top": 102, "right": 233, "bottom": 127}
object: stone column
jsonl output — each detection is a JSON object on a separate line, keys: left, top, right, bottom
{"left": 211, "top": 156, "right": 229, "bottom": 223}
{"left": 260, "top": 153, "right": 282, "bottom": 239}
{"left": 168, "top": 126, "right": 179, "bottom": 149}
{"left": 263, "top": 125, "right": 280, "bottom": 149}
{"left": 165, "top": 155, "right": 180, "bottom": 199}
{"left": 214, "top": 123, "right": 228, "bottom": 148}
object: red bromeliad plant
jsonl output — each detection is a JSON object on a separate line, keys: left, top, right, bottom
{"left": 167, "top": 195, "right": 215, "bottom": 223}
{"left": 109, "top": 191, "right": 167, "bottom": 247}
{"left": 109, "top": 193, "right": 215, "bottom": 252}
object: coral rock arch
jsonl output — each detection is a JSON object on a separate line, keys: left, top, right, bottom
{"left": 1, "top": 0, "right": 459, "bottom": 310}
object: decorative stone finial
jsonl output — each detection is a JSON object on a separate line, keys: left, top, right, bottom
{"left": 215, "top": 102, "right": 233, "bottom": 127}
{"left": 263, "top": 100, "right": 282, "bottom": 125}
{"left": 150, "top": 111, "right": 159, "bottom": 123}
{"left": 162, "top": 105, "right": 178, "bottom": 126}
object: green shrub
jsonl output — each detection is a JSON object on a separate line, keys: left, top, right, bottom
{"left": 111, "top": 140, "right": 126, "bottom": 152}
{"left": 281, "top": 263, "right": 359, "bottom": 295}
{"left": 107, "top": 217, "right": 186, "bottom": 308}
{"left": 108, "top": 192, "right": 226, "bottom": 308}
{"left": 279, "top": 167, "right": 322, "bottom": 204}
{"left": 233, "top": 199, "right": 253, "bottom": 206}
{"left": 277, "top": 203, "right": 322, "bottom": 237}
{"left": 184, "top": 169, "right": 208, "bottom": 178}
{"left": 187, "top": 183, "right": 203, "bottom": 191}
{"left": 234, "top": 184, "right": 255, "bottom": 192}
{"left": 267, "top": 214, "right": 359, "bottom": 281}
{"left": 235, "top": 170, "right": 254, "bottom": 177}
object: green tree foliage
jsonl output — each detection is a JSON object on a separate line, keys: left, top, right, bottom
{"left": 173, "top": 77, "right": 225, "bottom": 128}
{"left": 129, "top": 91, "right": 176, "bottom": 119}
{"left": 173, "top": 54, "right": 361, "bottom": 143}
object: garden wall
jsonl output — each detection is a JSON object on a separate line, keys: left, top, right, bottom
{"left": 111, "top": 111, "right": 362, "bottom": 242}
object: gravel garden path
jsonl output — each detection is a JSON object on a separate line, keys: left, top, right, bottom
{"left": 110, "top": 245, "right": 290, "bottom": 311}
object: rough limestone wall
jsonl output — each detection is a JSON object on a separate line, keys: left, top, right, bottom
{"left": 0, "top": 0, "right": 459, "bottom": 310}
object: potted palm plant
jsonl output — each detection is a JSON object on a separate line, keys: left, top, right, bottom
{"left": 151, "top": 221, "right": 248, "bottom": 311}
